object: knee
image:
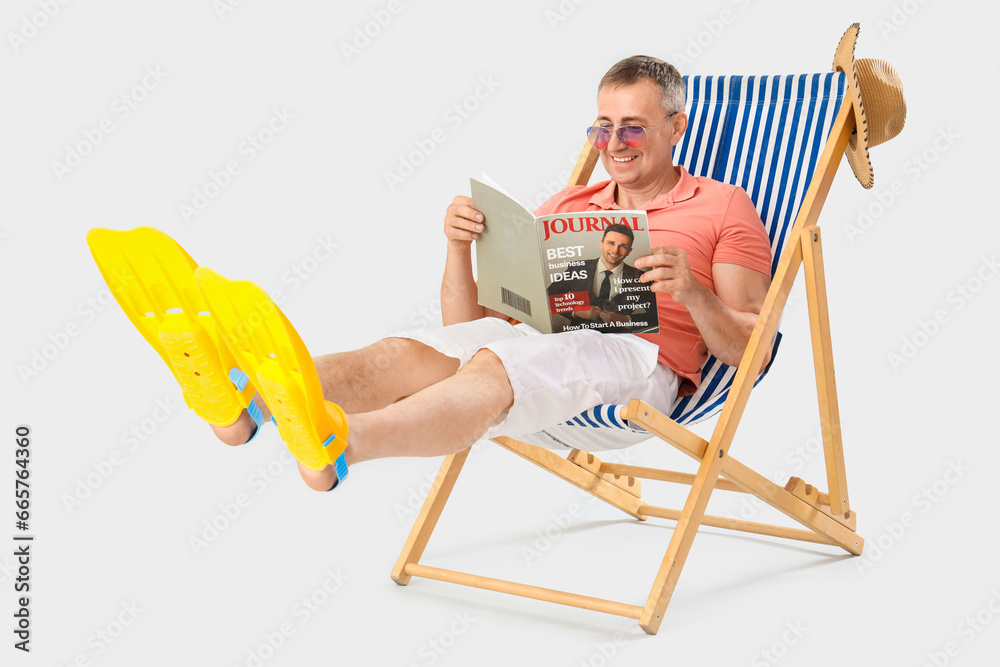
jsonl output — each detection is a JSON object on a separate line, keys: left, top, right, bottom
{"left": 467, "top": 348, "right": 504, "bottom": 371}
{"left": 465, "top": 349, "right": 513, "bottom": 400}
{"left": 367, "top": 337, "right": 417, "bottom": 372}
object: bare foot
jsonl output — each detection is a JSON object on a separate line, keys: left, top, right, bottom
{"left": 297, "top": 460, "right": 338, "bottom": 491}
{"left": 210, "top": 409, "right": 258, "bottom": 447}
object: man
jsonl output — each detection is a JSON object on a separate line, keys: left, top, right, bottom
{"left": 546, "top": 223, "right": 657, "bottom": 332}
{"left": 209, "top": 54, "right": 773, "bottom": 491}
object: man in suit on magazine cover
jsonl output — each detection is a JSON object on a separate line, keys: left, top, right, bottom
{"left": 546, "top": 223, "right": 657, "bottom": 333}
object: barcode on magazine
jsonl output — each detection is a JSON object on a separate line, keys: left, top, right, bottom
{"left": 501, "top": 287, "right": 531, "bottom": 316}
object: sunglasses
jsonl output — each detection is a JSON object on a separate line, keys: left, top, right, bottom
{"left": 586, "top": 112, "right": 678, "bottom": 150}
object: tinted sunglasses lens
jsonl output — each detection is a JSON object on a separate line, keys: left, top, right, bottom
{"left": 618, "top": 126, "right": 647, "bottom": 148}
{"left": 587, "top": 126, "right": 610, "bottom": 150}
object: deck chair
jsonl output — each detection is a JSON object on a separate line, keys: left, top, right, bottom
{"left": 393, "top": 52, "right": 888, "bottom": 634}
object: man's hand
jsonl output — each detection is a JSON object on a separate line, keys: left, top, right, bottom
{"left": 600, "top": 310, "right": 629, "bottom": 324}
{"left": 572, "top": 306, "right": 603, "bottom": 321}
{"left": 572, "top": 307, "right": 629, "bottom": 324}
{"left": 637, "top": 245, "right": 772, "bottom": 368}
{"left": 441, "top": 195, "right": 507, "bottom": 324}
{"left": 634, "top": 246, "right": 707, "bottom": 304}
{"left": 444, "top": 196, "right": 484, "bottom": 246}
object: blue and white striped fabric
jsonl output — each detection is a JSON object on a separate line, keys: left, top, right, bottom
{"left": 564, "top": 72, "right": 847, "bottom": 433}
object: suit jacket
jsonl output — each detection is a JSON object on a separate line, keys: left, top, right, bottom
{"left": 547, "top": 258, "right": 657, "bottom": 333}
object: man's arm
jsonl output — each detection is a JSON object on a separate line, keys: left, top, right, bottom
{"left": 441, "top": 195, "right": 506, "bottom": 325}
{"left": 635, "top": 247, "right": 771, "bottom": 368}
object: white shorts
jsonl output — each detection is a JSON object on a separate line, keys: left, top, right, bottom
{"left": 396, "top": 318, "right": 679, "bottom": 451}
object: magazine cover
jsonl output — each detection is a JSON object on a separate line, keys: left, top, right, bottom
{"left": 472, "top": 178, "right": 659, "bottom": 334}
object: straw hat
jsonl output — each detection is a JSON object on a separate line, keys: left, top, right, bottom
{"left": 832, "top": 23, "right": 906, "bottom": 189}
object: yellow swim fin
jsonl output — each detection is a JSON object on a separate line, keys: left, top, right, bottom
{"left": 86, "top": 227, "right": 263, "bottom": 430}
{"left": 194, "top": 266, "right": 349, "bottom": 481}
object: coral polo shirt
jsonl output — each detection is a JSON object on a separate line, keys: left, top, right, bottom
{"left": 535, "top": 166, "right": 772, "bottom": 393}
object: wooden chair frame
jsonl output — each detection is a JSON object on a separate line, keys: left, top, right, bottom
{"left": 392, "top": 94, "right": 862, "bottom": 635}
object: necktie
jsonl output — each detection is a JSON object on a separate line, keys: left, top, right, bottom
{"left": 598, "top": 270, "right": 611, "bottom": 303}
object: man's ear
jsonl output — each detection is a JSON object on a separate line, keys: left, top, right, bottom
{"left": 669, "top": 112, "right": 688, "bottom": 147}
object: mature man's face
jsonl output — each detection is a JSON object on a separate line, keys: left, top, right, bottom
{"left": 599, "top": 231, "right": 632, "bottom": 269}
{"left": 595, "top": 78, "right": 677, "bottom": 192}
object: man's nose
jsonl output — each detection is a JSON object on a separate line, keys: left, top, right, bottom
{"left": 606, "top": 130, "right": 626, "bottom": 151}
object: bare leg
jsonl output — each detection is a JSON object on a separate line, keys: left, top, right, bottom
{"left": 212, "top": 337, "right": 460, "bottom": 441}
{"left": 313, "top": 337, "right": 461, "bottom": 414}
{"left": 347, "top": 349, "right": 513, "bottom": 462}
{"left": 211, "top": 337, "right": 475, "bottom": 489}
{"left": 295, "top": 349, "right": 513, "bottom": 490}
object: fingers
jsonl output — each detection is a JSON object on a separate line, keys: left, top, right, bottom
{"left": 650, "top": 245, "right": 685, "bottom": 257}
{"left": 631, "top": 245, "right": 698, "bottom": 302}
{"left": 636, "top": 246, "right": 690, "bottom": 291}
{"left": 645, "top": 276, "right": 683, "bottom": 292}
{"left": 444, "top": 195, "right": 485, "bottom": 243}
{"left": 639, "top": 266, "right": 682, "bottom": 282}
{"left": 635, "top": 246, "right": 686, "bottom": 270}
{"left": 640, "top": 265, "right": 694, "bottom": 294}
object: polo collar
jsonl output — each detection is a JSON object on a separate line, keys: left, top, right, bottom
{"left": 588, "top": 165, "right": 699, "bottom": 211}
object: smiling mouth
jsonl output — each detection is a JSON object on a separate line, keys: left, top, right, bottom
{"left": 612, "top": 155, "right": 637, "bottom": 163}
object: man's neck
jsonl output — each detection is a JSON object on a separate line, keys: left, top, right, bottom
{"left": 615, "top": 165, "right": 680, "bottom": 210}
{"left": 598, "top": 258, "right": 623, "bottom": 273}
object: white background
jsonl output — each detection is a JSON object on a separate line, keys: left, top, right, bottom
{"left": 2, "top": 0, "right": 997, "bottom": 665}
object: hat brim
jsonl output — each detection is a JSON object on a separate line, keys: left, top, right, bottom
{"left": 832, "top": 23, "right": 873, "bottom": 189}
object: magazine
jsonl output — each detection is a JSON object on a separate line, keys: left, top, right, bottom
{"left": 471, "top": 177, "right": 659, "bottom": 334}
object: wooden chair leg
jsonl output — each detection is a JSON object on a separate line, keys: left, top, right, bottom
{"left": 801, "top": 226, "right": 850, "bottom": 518}
{"left": 638, "top": 437, "right": 726, "bottom": 634}
{"left": 392, "top": 448, "right": 471, "bottom": 585}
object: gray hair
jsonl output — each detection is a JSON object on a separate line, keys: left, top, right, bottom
{"left": 598, "top": 55, "right": 686, "bottom": 115}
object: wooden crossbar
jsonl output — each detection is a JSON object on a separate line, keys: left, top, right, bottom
{"left": 601, "top": 462, "right": 746, "bottom": 494}
{"left": 635, "top": 504, "right": 833, "bottom": 545}
{"left": 493, "top": 436, "right": 646, "bottom": 520}
{"left": 404, "top": 564, "right": 644, "bottom": 619}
